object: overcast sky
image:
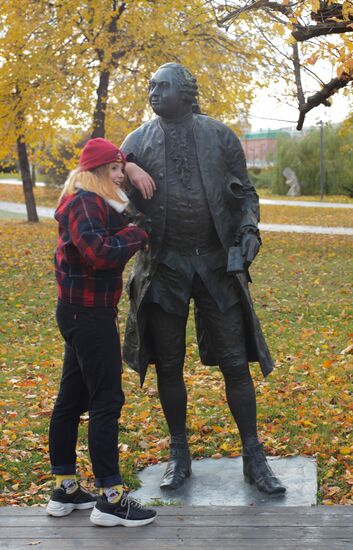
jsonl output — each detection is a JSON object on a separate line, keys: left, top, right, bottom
{"left": 249, "top": 87, "right": 351, "bottom": 132}
{"left": 248, "top": 56, "right": 352, "bottom": 133}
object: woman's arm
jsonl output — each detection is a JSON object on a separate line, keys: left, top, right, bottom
{"left": 69, "top": 193, "right": 148, "bottom": 269}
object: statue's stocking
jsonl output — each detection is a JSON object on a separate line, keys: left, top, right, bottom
{"left": 219, "top": 362, "right": 259, "bottom": 448}
{"left": 146, "top": 303, "right": 188, "bottom": 439}
{"left": 156, "top": 370, "right": 188, "bottom": 439}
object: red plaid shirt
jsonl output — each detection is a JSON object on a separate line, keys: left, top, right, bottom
{"left": 54, "top": 189, "right": 148, "bottom": 307}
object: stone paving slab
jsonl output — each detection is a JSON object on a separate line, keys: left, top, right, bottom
{"left": 131, "top": 456, "right": 317, "bottom": 507}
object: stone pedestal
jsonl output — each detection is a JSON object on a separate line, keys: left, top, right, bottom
{"left": 131, "top": 456, "right": 317, "bottom": 507}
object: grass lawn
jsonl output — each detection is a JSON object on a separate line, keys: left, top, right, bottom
{"left": 0, "top": 219, "right": 352, "bottom": 506}
{"left": 260, "top": 205, "right": 353, "bottom": 228}
{"left": 0, "top": 173, "right": 20, "bottom": 181}
{"left": 259, "top": 188, "right": 353, "bottom": 204}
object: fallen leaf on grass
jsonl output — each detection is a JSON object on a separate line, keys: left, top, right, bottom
{"left": 156, "top": 437, "right": 169, "bottom": 449}
{"left": 1, "top": 223, "right": 353, "bottom": 506}
{"left": 211, "top": 453, "right": 223, "bottom": 459}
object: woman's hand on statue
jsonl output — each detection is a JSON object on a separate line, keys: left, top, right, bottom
{"left": 128, "top": 223, "right": 149, "bottom": 252}
{"left": 125, "top": 162, "right": 156, "bottom": 200}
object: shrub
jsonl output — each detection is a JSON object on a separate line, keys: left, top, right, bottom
{"left": 249, "top": 168, "right": 275, "bottom": 189}
{"left": 273, "top": 123, "right": 353, "bottom": 195}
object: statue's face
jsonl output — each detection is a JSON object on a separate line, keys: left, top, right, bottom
{"left": 149, "top": 67, "right": 189, "bottom": 118}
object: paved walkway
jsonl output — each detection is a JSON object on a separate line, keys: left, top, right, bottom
{"left": 0, "top": 201, "right": 54, "bottom": 218}
{"left": 132, "top": 456, "right": 317, "bottom": 506}
{"left": 260, "top": 198, "right": 353, "bottom": 209}
{"left": 259, "top": 223, "right": 353, "bottom": 236}
{"left": 1, "top": 201, "right": 353, "bottom": 236}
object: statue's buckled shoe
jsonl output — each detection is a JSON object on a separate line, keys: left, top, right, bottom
{"left": 242, "top": 443, "right": 286, "bottom": 495}
{"left": 160, "top": 445, "right": 192, "bottom": 490}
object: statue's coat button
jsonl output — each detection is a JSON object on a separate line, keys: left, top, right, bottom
{"left": 159, "top": 172, "right": 164, "bottom": 178}
{"left": 159, "top": 205, "right": 164, "bottom": 211}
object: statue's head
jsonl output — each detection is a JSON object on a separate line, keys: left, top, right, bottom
{"left": 148, "top": 62, "right": 198, "bottom": 119}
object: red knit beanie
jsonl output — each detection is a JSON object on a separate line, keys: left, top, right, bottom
{"left": 79, "top": 138, "right": 126, "bottom": 171}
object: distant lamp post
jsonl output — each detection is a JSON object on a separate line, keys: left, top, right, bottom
{"left": 318, "top": 120, "right": 325, "bottom": 200}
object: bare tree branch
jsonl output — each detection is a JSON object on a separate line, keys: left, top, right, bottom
{"left": 293, "top": 22, "right": 353, "bottom": 41}
{"left": 212, "top": 0, "right": 353, "bottom": 128}
{"left": 297, "top": 73, "right": 353, "bottom": 130}
{"left": 217, "top": 0, "right": 291, "bottom": 26}
{"left": 292, "top": 41, "right": 305, "bottom": 108}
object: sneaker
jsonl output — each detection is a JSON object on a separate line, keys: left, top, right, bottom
{"left": 90, "top": 492, "right": 157, "bottom": 527}
{"left": 46, "top": 484, "right": 97, "bottom": 517}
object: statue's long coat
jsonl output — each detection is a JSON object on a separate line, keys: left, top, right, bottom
{"left": 121, "top": 114, "right": 274, "bottom": 386}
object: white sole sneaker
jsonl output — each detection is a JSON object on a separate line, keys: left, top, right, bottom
{"left": 90, "top": 506, "right": 156, "bottom": 527}
{"left": 46, "top": 499, "right": 95, "bottom": 517}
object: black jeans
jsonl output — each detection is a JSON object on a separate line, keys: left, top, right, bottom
{"left": 49, "top": 300, "right": 125, "bottom": 487}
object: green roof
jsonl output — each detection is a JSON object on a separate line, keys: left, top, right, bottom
{"left": 242, "top": 130, "right": 289, "bottom": 139}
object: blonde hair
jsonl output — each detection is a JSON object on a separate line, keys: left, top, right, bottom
{"left": 58, "top": 162, "right": 126, "bottom": 205}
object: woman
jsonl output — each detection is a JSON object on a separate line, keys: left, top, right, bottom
{"left": 47, "top": 138, "right": 156, "bottom": 527}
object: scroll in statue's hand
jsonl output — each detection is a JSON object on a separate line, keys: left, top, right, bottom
{"left": 124, "top": 162, "right": 156, "bottom": 200}
{"left": 241, "top": 232, "right": 261, "bottom": 265}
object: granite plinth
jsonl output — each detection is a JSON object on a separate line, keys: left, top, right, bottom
{"left": 131, "top": 456, "right": 317, "bottom": 507}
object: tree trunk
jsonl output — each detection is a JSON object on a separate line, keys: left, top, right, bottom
{"left": 90, "top": 2, "right": 127, "bottom": 139}
{"left": 91, "top": 68, "right": 110, "bottom": 139}
{"left": 17, "top": 136, "right": 39, "bottom": 222}
{"left": 31, "top": 164, "right": 36, "bottom": 187}
{"left": 31, "top": 148, "right": 36, "bottom": 187}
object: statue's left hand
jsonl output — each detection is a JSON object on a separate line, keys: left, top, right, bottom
{"left": 241, "top": 231, "right": 261, "bottom": 265}
{"left": 125, "top": 162, "right": 156, "bottom": 200}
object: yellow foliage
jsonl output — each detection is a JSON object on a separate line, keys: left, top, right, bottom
{"left": 342, "top": 0, "right": 353, "bottom": 20}
{"left": 311, "top": 0, "right": 321, "bottom": 13}
{"left": 0, "top": 0, "right": 265, "bottom": 169}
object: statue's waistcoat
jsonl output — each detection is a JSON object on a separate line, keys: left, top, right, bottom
{"left": 162, "top": 118, "right": 220, "bottom": 254}
{"left": 143, "top": 117, "right": 238, "bottom": 316}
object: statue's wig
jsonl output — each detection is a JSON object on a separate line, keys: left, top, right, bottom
{"left": 152, "top": 62, "right": 199, "bottom": 105}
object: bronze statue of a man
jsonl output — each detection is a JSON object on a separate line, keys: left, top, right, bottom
{"left": 121, "top": 62, "right": 285, "bottom": 495}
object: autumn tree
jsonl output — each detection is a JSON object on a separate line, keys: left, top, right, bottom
{"left": 0, "top": 0, "right": 85, "bottom": 221}
{"left": 52, "top": 0, "right": 265, "bottom": 144}
{"left": 212, "top": 1, "right": 353, "bottom": 129}
{"left": 0, "top": 0, "right": 267, "bottom": 222}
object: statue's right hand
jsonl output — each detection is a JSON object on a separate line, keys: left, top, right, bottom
{"left": 241, "top": 231, "right": 261, "bottom": 264}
